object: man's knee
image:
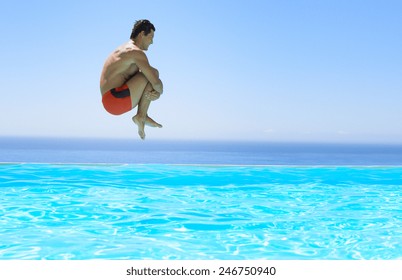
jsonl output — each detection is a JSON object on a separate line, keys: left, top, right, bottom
{"left": 152, "top": 68, "right": 159, "bottom": 78}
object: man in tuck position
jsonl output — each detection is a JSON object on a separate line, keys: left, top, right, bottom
{"left": 100, "top": 19, "right": 163, "bottom": 140}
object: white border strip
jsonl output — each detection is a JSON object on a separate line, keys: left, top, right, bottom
{"left": 1, "top": 260, "right": 401, "bottom": 280}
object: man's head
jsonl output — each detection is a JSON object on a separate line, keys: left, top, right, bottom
{"left": 130, "top": 19, "right": 155, "bottom": 50}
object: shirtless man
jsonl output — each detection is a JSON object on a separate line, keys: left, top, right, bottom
{"left": 100, "top": 19, "right": 163, "bottom": 140}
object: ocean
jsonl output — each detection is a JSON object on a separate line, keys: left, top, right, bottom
{"left": 1, "top": 137, "right": 402, "bottom": 165}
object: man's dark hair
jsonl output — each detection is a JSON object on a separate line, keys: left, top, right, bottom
{"left": 130, "top": 19, "right": 155, "bottom": 40}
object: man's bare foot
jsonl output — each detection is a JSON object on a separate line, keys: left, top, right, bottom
{"left": 145, "top": 116, "right": 162, "bottom": 128}
{"left": 132, "top": 115, "right": 146, "bottom": 140}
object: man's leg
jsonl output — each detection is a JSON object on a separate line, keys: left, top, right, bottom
{"left": 132, "top": 83, "right": 157, "bottom": 139}
{"left": 126, "top": 71, "right": 161, "bottom": 139}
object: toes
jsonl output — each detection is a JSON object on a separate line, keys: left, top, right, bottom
{"left": 138, "top": 127, "right": 145, "bottom": 140}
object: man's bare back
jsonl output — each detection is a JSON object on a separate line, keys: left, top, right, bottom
{"left": 100, "top": 20, "right": 163, "bottom": 140}
{"left": 100, "top": 41, "right": 140, "bottom": 95}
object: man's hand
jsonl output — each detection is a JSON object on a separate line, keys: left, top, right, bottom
{"left": 145, "top": 90, "right": 161, "bottom": 101}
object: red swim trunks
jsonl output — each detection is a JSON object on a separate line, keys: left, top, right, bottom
{"left": 102, "top": 85, "right": 132, "bottom": 115}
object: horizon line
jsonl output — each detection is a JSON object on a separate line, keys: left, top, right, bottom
{"left": 1, "top": 135, "right": 402, "bottom": 146}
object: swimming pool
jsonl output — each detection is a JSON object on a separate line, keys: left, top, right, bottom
{"left": 1, "top": 163, "right": 401, "bottom": 259}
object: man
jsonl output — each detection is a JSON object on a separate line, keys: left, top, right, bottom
{"left": 100, "top": 19, "right": 163, "bottom": 140}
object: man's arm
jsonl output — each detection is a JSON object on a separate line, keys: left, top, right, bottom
{"left": 134, "top": 51, "right": 163, "bottom": 94}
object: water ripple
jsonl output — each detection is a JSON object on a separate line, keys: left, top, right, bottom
{"left": 1, "top": 164, "right": 401, "bottom": 259}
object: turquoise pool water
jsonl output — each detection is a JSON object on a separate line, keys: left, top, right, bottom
{"left": 1, "top": 163, "right": 401, "bottom": 259}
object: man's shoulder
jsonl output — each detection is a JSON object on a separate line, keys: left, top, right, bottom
{"left": 119, "top": 41, "right": 141, "bottom": 53}
{"left": 119, "top": 43, "right": 146, "bottom": 59}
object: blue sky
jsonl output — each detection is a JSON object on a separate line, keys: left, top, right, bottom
{"left": 0, "top": 0, "right": 401, "bottom": 143}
